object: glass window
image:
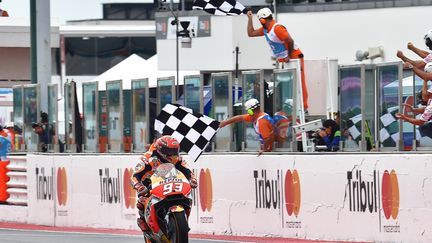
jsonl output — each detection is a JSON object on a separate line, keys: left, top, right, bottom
{"left": 47, "top": 85, "right": 58, "bottom": 149}
{"left": 242, "top": 72, "right": 261, "bottom": 102}
{"left": 66, "top": 37, "right": 97, "bottom": 75}
{"left": 130, "top": 37, "right": 157, "bottom": 60}
{"left": 23, "top": 86, "right": 39, "bottom": 152}
{"left": 211, "top": 73, "right": 232, "bottom": 151}
{"left": 377, "top": 64, "right": 401, "bottom": 149}
{"left": 64, "top": 82, "right": 76, "bottom": 152}
{"left": 83, "top": 83, "right": 98, "bottom": 152}
{"left": 132, "top": 79, "right": 149, "bottom": 152}
{"left": 96, "top": 37, "right": 129, "bottom": 74}
{"left": 123, "top": 89, "right": 132, "bottom": 152}
{"left": 99, "top": 91, "right": 108, "bottom": 153}
{"left": 364, "top": 66, "right": 375, "bottom": 150}
{"left": 106, "top": 81, "right": 123, "bottom": 152}
{"left": 158, "top": 77, "right": 175, "bottom": 113}
{"left": 65, "top": 37, "right": 156, "bottom": 75}
{"left": 274, "top": 70, "right": 295, "bottom": 149}
{"left": 242, "top": 71, "right": 262, "bottom": 150}
{"left": 184, "top": 75, "right": 201, "bottom": 113}
{"left": 340, "top": 67, "right": 362, "bottom": 151}
{"left": 13, "top": 86, "right": 24, "bottom": 151}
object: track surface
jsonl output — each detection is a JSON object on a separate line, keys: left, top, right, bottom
{"left": 0, "top": 222, "right": 367, "bottom": 243}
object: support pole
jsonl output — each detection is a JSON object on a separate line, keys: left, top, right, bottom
{"left": 30, "top": 0, "right": 51, "bottom": 112}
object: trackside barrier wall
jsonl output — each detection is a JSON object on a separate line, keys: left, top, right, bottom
{"left": 5, "top": 156, "right": 27, "bottom": 205}
{"left": 12, "top": 153, "right": 432, "bottom": 242}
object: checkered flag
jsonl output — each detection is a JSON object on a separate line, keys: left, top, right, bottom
{"left": 155, "top": 104, "right": 220, "bottom": 162}
{"left": 193, "top": 0, "right": 247, "bottom": 15}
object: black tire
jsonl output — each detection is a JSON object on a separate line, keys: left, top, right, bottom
{"left": 168, "top": 211, "right": 189, "bottom": 243}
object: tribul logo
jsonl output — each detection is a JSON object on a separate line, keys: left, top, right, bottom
{"left": 198, "top": 168, "right": 213, "bottom": 212}
{"left": 36, "top": 167, "right": 54, "bottom": 201}
{"left": 123, "top": 168, "right": 136, "bottom": 209}
{"left": 254, "top": 169, "right": 282, "bottom": 210}
{"left": 99, "top": 168, "right": 121, "bottom": 204}
{"left": 381, "top": 170, "right": 399, "bottom": 220}
{"left": 285, "top": 169, "right": 301, "bottom": 217}
{"left": 57, "top": 167, "right": 68, "bottom": 206}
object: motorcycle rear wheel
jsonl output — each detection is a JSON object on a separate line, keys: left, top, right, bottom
{"left": 168, "top": 212, "right": 189, "bottom": 243}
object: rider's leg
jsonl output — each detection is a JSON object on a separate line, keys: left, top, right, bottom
{"left": 137, "top": 196, "right": 150, "bottom": 232}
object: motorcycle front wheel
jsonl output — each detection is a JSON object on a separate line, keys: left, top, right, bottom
{"left": 168, "top": 211, "right": 189, "bottom": 243}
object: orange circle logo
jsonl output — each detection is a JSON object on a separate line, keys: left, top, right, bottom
{"left": 198, "top": 168, "right": 213, "bottom": 212}
{"left": 123, "top": 168, "right": 136, "bottom": 209}
{"left": 285, "top": 169, "right": 301, "bottom": 217}
{"left": 57, "top": 167, "right": 68, "bottom": 206}
{"left": 381, "top": 170, "right": 399, "bottom": 220}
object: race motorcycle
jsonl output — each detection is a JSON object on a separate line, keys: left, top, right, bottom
{"left": 141, "top": 163, "right": 193, "bottom": 243}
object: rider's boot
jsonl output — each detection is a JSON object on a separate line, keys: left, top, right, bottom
{"left": 137, "top": 217, "right": 150, "bottom": 233}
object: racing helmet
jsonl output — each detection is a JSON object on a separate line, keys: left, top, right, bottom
{"left": 257, "top": 8, "right": 272, "bottom": 19}
{"left": 155, "top": 135, "right": 180, "bottom": 164}
{"left": 424, "top": 29, "right": 432, "bottom": 50}
{"left": 245, "top": 98, "right": 260, "bottom": 115}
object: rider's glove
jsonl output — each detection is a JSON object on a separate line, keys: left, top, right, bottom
{"left": 134, "top": 183, "right": 149, "bottom": 196}
{"left": 190, "top": 178, "right": 198, "bottom": 188}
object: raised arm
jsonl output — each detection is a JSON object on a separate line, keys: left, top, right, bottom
{"left": 247, "top": 11, "right": 262, "bottom": 37}
{"left": 397, "top": 50, "right": 426, "bottom": 69}
{"left": 220, "top": 115, "right": 245, "bottom": 128}
{"left": 410, "top": 64, "right": 432, "bottom": 85}
{"left": 408, "top": 42, "right": 430, "bottom": 59}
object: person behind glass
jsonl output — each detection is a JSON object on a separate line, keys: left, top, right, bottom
{"left": 32, "top": 122, "right": 48, "bottom": 152}
{"left": 247, "top": 7, "right": 309, "bottom": 112}
{"left": 318, "top": 119, "right": 341, "bottom": 152}
{"left": 220, "top": 98, "right": 275, "bottom": 154}
{"left": 396, "top": 91, "right": 432, "bottom": 126}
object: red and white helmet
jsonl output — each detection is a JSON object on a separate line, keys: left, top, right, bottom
{"left": 155, "top": 135, "right": 180, "bottom": 164}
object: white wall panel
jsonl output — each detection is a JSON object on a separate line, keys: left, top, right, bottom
{"left": 23, "top": 153, "right": 432, "bottom": 242}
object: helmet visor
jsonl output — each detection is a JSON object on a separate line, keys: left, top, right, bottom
{"left": 426, "top": 38, "right": 432, "bottom": 50}
{"left": 159, "top": 146, "right": 179, "bottom": 157}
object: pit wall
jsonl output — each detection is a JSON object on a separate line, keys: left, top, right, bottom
{"left": 17, "top": 153, "right": 432, "bottom": 242}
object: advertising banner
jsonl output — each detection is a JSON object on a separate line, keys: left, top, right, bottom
{"left": 26, "top": 153, "right": 432, "bottom": 242}
{"left": 27, "top": 155, "right": 56, "bottom": 225}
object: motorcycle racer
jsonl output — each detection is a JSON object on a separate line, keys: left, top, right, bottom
{"left": 130, "top": 135, "right": 197, "bottom": 233}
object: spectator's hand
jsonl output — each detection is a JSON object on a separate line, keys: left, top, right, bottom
{"left": 402, "top": 103, "right": 413, "bottom": 110}
{"left": 396, "top": 50, "right": 404, "bottom": 59}
{"left": 257, "top": 149, "right": 264, "bottom": 157}
{"left": 403, "top": 62, "right": 414, "bottom": 69}
{"left": 189, "top": 178, "right": 198, "bottom": 188}
{"left": 395, "top": 113, "right": 404, "bottom": 120}
{"left": 219, "top": 121, "right": 227, "bottom": 128}
{"left": 318, "top": 129, "right": 327, "bottom": 138}
{"left": 407, "top": 42, "right": 414, "bottom": 50}
{"left": 247, "top": 10, "right": 253, "bottom": 18}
